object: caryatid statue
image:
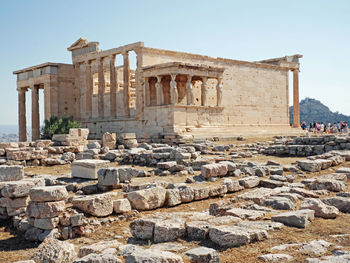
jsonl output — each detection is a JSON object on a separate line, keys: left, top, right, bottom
{"left": 186, "top": 75, "right": 194, "bottom": 105}
{"left": 216, "top": 77, "right": 223, "bottom": 107}
{"left": 170, "top": 74, "right": 178, "bottom": 105}
{"left": 155, "top": 76, "right": 164, "bottom": 105}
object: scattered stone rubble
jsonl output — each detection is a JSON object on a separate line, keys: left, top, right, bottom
{"left": 3, "top": 132, "right": 350, "bottom": 262}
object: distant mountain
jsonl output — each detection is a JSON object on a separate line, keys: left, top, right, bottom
{"left": 289, "top": 98, "right": 350, "bottom": 125}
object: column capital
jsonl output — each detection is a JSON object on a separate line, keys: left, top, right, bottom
{"left": 17, "top": 87, "right": 27, "bottom": 93}
{"left": 122, "top": 51, "right": 129, "bottom": 56}
{"left": 170, "top": 74, "right": 177, "bottom": 81}
{"left": 156, "top": 75, "right": 162, "bottom": 83}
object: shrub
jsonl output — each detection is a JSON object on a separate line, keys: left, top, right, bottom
{"left": 41, "top": 116, "right": 81, "bottom": 139}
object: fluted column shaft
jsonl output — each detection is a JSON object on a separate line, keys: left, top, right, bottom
{"left": 123, "top": 52, "right": 130, "bottom": 116}
{"left": 292, "top": 69, "right": 300, "bottom": 128}
{"left": 31, "top": 85, "right": 40, "bottom": 141}
{"left": 109, "top": 55, "right": 117, "bottom": 118}
{"left": 18, "top": 89, "right": 27, "bottom": 142}
{"left": 98, "top": 58, "right": 105, "bottom": 118}
{"left": 85, "top": 61, "right": 93, "bottom": 119}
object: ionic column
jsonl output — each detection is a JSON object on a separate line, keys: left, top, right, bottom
{"left": 31, "top": 85, "right": 40, "bottom": 141}
{"left": 18, "top": 88, "right": 27, "bottom": 142}
{"left": 73, "top": 63, "right": 81, "bottom": 120}
{"left": 145, "top": 77, "right": 150, "bottom": 106}
{"left": 109, "top": 55, "right": 117, "bottom": 118}
{"left": 98, "top": 57, "right": 105, "bottom": 118}
{"left": 201, "top": 77, "right": 208, "bottom": 106}
{"left": 155, "top": 76, "right": 164, "bottom": 105}
{"left": 216, "top": 77, "right": 223, "bottom": 107}
{"left": 85, "top": 60, "right": 93, "bottom": 119}
{"left": 123, "top": 51, "right": 130, "bottom": 116}
{"left": 186, "top": 75, "right": 194, "bottom": 105}
{"left": 170, "top": 74, "right": 178, "bottom": 105}
{"left": 292, "top": 69, "right": 300, "bottom": 128}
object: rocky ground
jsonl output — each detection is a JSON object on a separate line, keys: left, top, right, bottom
{"left": 1, "top": 135, "right": 350, "bottom": 262}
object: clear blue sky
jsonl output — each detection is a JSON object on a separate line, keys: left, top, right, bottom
{"left": 0, "top": 0, "right": 349, "bottom": 126}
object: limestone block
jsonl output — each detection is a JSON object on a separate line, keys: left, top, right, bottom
{"left": 113, "top": 198, "right": 131, "bottom": 213}
{"left": 7, "top": 206, "right": 26, "bottom": 216}
{"left": 239, "top": 176, "right": 260, "bottom": 188}
{"left": 193, "top": 186, "right": 210, "bottom": 200}
{"left": 177, "top": 185, "right": 194, "bottom": 202}
{"left": 322, "top": 196, "right": 350, "bottom": 213}
{"left": 263, "top": 196, "right": 296, "bottom": 210}
{"left": 78, "top": 240, "right": 121, "bottom": 257}
{"left": 258, "top": 254, "right": 293, "bottom": 262}
{"left": 157, "top": 161, "right": 177, "bottom": 170}
{"left": 0, "top": 196, "right": 29, "bottom": 208}
{"left": 209, "top": 225, "right": 267, "bottom": 247}
{"left": 72, "top": 193, "right": 113, "bottom": 217}
{"left": 201, "top": 163, "right": 228, "bottom": 178}
{"left": 73, "top": 253, "right": 121, "bottom": 263}
{"left": 300, "top": 198, "right": 339, "bottom": 219}
{"left": 125, "top": 248, "right": 183, "bottom": 263}
{"left": 0, "top": 165, "right": 24, "bottom": 181}
{"left": 1, "top": 181, "right": 35, "bottom": 198}
{"left": 71, "top": 160, "right": 109, "bottom": 179}
{"left": 209, "top": 185, "right": 227, "bottom": 197}
{"left": 29, "top": 186, "right": 69, "bottom": 202}
{"left": 226, "top": 208, "right": 265, "bottom": 220}
{"left": 184, "top": 247, "right": 219, "bottom": 263}
{"left": 223, "top": 179, "right": 244, "bottom": 193}
{"left": 34, "top": 217, "right": 59, "bottom": 230}
{"left": 98, "top": 168, "right": 119, "bottom": 186}
{"left": 297, "top": 160, "right": 322, "bottom": 172}
{"left": 271, "top": 209, "right": 315, "bottom": 228}
{"left": 35, "top": 140, "right": 53, "bottom": 148}
{"left": 153, "top": 219, "right": 186, "bottom": 243}
{"left": 26, "top": 201, "right": 66, "bottom": 219}
{"left": 130, "top": 218, "right": 158, "bottom": 240}
{"left": 127, "top": 187, "right": 166, "bottom": 211}
{"left": 31, "top": 237, "right": 77, "bottom": 263}
{"left": 120, "top": 133, "right": 136, "bottom": 140}
{"left": 236, "top": 188, "right": 282, "bottom": 205}
{"left": 102, "top": 132, "right": 116, "bottom": 149}
{"left": 309, "top": 179, "right": 346, "bottom": 192}
{"left": 185, "top": 221, "right": 210, "bottom": 240}
{"left": 165, "top": 189, "right": 182, "bottom": 206}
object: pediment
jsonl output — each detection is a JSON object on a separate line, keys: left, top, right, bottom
{"left": 67, "top": 38, "right": 89, "bottom": 51}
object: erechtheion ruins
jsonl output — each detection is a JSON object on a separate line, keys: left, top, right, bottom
{"left": 13, "top": 38, "right": 302, "bottom": 141}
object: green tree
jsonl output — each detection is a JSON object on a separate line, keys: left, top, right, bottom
{"left": 41, "top": 116, "right": 81, "bottom": 139}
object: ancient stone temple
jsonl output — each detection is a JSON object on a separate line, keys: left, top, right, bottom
{"left": 13, "top": 38, "right": 302, "bottom": 141}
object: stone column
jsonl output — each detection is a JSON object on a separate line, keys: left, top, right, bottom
{"left": 109, "top": 55, "right": 117, "bottom": 118}
{"left": 145, "top": 77, "right": 150, "bottom": 106}
{"left": 170, "top": 74, "right": 178, "bottom": 105}
{"left": 155, "top": 76, "right": 164, "bottom": 105}
{"left": 216, "top": 77, "right": 223, "bottom": 107}
{"left": 123, "top": 51, "right": 130, "bottom": 116}
{"left": 85, "top": 60, "right": 93, "bottom": 119}
{"left": 201, "top": 77, "right": 208, "bottom": 106}
{"left": 18, "top": 88, "right": 27, "bottom": 142}
{"left": 31, "top": 85, "right": 40, "bottom": 141}
{"left": 135, "top": 49, "right": 144, "bottom": 118}
{"left": 73, "top": 63, "right": 81, "bottom": 120}
{"left": 98, "top": 57, "right": 105, "bottom": 118}
{"left": 186, "top": 75, "right": 194, "bottom": 105}
{"left": 292, "top": 69, "right": 300, "bottom": 128}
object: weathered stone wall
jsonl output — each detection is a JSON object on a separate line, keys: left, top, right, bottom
{"left": 141, "top": 48, "right": 290, "bottom": 130}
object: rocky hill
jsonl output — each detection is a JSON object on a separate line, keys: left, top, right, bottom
{"left": 289, "top": 98, "right": 350, "bottom": 125}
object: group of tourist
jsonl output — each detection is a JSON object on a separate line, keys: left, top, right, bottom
{"left": 300, "top": 121, "right": 349, "bottom": 134}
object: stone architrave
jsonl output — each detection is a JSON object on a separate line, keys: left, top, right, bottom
{"left": 155, "top": 76, "right": 164, "bottom": 105}
{"left": 186, "top": 75, "right": 194, "bottom": 105}
{"left": 216, "top": 77, "right": 223, "bottom": 107}
{"left": 170, "top": 74, "right": 178, "bottom": 105}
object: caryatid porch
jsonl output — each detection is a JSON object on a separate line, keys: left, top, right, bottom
{"left": 143, "top": 62, "right": 225, "bottom": 108}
